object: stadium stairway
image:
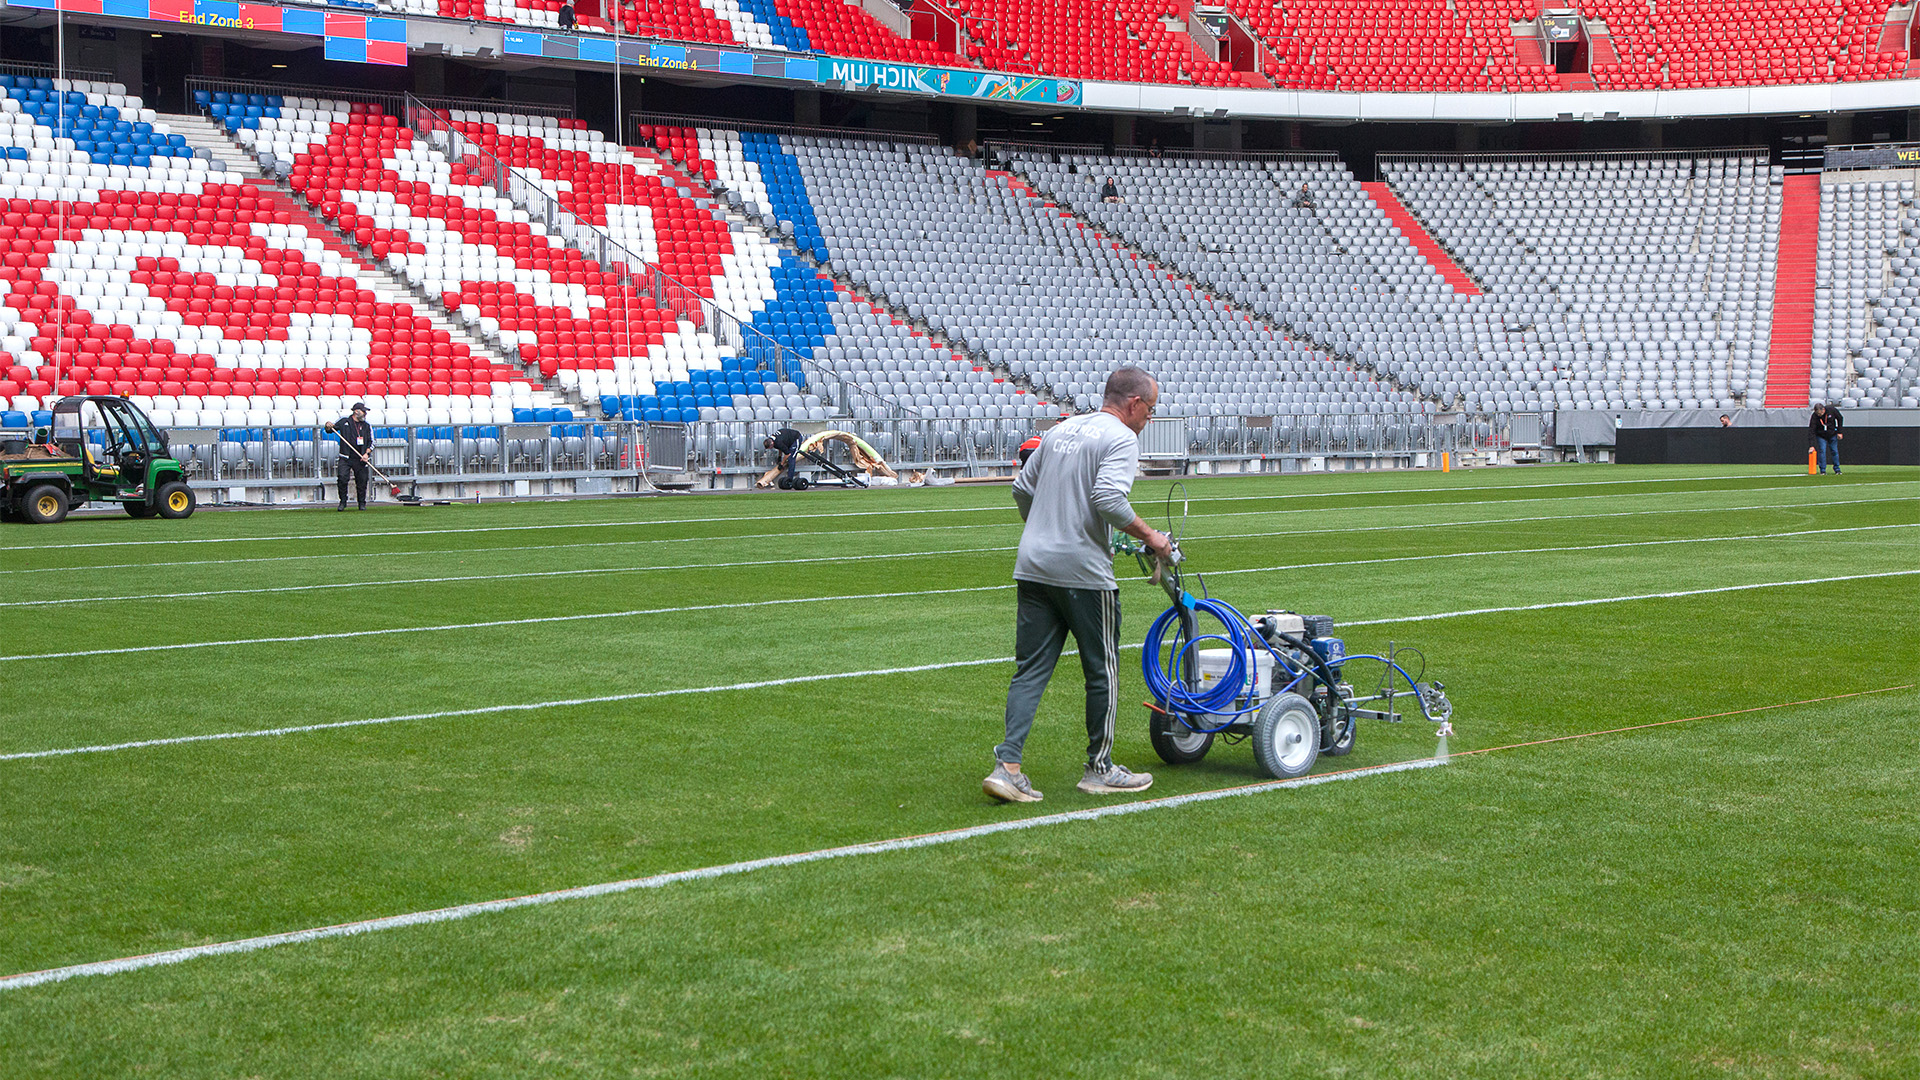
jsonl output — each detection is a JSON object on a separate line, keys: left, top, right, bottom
{"left": 1360, "top": 181, "right": 1483, "bottom": 297}
{"left": 1765, "top": 174, "right": 1820, "bottom": 407}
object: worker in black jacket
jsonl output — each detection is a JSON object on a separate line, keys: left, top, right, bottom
{"left": 325, "top": 402, "right": 375, "bottom": 509}
{"left": 757, "top": 425, "right": 804, "bottom": 488}
{"left": 1809, "top": 403, "right": 1843, "bottom": 475}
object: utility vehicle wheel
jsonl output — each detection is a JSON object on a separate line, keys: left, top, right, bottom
{"left": 22, "top": 484, "right": 68, "bottom": 524}
{"left": 1323, "top": 712, "right": 1356, "bottom": 757}
{"left": 124, "top": 501, "right": 153, "bottom": 518}
{"left": 792, "top": 476, "right": 810, "bottom": 491}
{"left": 156, "top": 482, "right": 195, "bottom": 519}
{"left": 775, "top": 476, "right": 792, "bottom": 490}
{"left": 1252, "top": 692, "right": 1319, "bottom": 779}
{"left": 1149, "top": 708, "right": 1214, "bottom": 764}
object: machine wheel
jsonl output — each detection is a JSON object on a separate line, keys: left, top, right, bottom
{"left": 792, "top": 476, "right": 810, "bottom": 491}
{"left": 1149, "top": 708, "right": 1214, "bottom": 764}
{"left": 22, "top": 484, "right": 69, "bottom": 524}
{"left": 156, "top": 482, "right": 195, "bottom": 519}
{"left": 1324, "top": 712, "right": 1356, "bottom": 757}
{"left": 1252, "top": 692, "right": 1319, "bottom": 779}
{"left": 775, "top": 476, "right": 793, "bottom": 490}
{"left": 124, "top": 501, "right": 154, "bottom": 518}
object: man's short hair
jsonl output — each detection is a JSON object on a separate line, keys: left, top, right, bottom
{"left": 1103, "top": 366, "right": 1156, "bottom": 408}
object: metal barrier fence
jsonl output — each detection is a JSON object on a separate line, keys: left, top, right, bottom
{"left": 156, "top": 413, "right": 1535, "bottom": 498}
{"left": 163, "top": 421, "right": 685, "bottom": 494}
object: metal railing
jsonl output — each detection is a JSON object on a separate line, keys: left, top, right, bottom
{"left": 1380, "top": 146, "right": 1772, "bottom": 167}
{"left": 184, "top": 77, "right": 574, "bottom": 121}
{"left": 987, "top": 139, "right": 1342, "bottom": 165}
{"left": 627, "top": 111, "right": 942, "bottom": 146}
{"left": 0, "top": 60, "right": 115, "bottom": 85}
{"left": 163, "top": 420, "right": 685, "bottom": 491}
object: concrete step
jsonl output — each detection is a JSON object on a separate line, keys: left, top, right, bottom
{"left": 153, "top": 112, "right": 265, "bottom": 178}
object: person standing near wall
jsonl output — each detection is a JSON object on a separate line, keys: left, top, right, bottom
{"left": 1810, "top": 403, "right": 1844, "bottom": 474}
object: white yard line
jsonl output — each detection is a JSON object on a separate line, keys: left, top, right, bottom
{"left": 6, "top": 568, "right": 1913, "bottom": 763}
{"left": 1345, "top": 569, "right": 1920, "bottom": 626}
{"left": 0, "top": 584, "right": 1014, "bottom": 663}
{"left": 0, "top": 757, "right": 1444, "bottom": 992}
{"left": 4, "top": 473, "right": 1891, "bottom": 553}
{"left": 11, "top": 523, "right": 1909, "bottom": 610}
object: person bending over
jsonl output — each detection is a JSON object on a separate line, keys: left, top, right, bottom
{"left": 758, "top": 425, "right": 803, "bottom": 487}
{"left": 1809, "top": 403, "right": 1843, "bottom": 474}
{"left": 984, "top": 367, "right": 1172, "bottom": 804}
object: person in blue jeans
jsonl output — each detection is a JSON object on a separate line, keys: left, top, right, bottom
{"left": 1809, "top": 403, "right": 1843, "bottom": 474}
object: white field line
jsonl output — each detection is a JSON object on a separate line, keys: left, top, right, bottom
{"left": 6, "top": 568, "right": 1915, "bottom": 763}
{"left": 0, "top": 757, "right": 1444, "bottom": 992}
{"left": 0, "top": 585, "right": 1013, "bottom": 663}
{"left": 6, "top": 492, "right": 1908, "bottom": 579}
{"left": 1344, "top": 569, "right": 1920, "bottom": 626}
{"left": 11, "top": 523, "right": 1912, "bottom": 610}
{"left": 2, "top": 473, "right": 1887, "bottom": 553}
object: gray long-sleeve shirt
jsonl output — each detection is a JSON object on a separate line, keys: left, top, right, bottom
{"left": 1011, "top": 410, "right": 1141, "bottom": 590}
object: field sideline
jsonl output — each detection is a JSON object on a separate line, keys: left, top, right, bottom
{"left": 1, "top": 464, "right": 1916, "bottom": 1078}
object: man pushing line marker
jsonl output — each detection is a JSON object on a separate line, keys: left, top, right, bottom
{"left": 985, "top": 366, "right": 1173, "bottom": 804}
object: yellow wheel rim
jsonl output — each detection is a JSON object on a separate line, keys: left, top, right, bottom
{"left": 168, "top": 491, "right": 190, "bottom": 512}
{"left": 35, "top": 495, "right": 58, "bottom": 517}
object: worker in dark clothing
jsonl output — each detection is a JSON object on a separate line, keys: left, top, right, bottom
{"left": 1293, "top": 183, "right": 1315, "bottom": 209}
{"left": 325, "top": 402, "right": 375, "bottom": 510}
{"left": 758, "top": 425, "right": 804, "bottom": 488}
{"left": 557, "top": 0, "right": 574, "bottom": 28}
{"left": 1809, "top": 403, "right": 1844, "bottom": 474}
{"left": 1101, "top": 177, "right": 1121, "bottom": 202}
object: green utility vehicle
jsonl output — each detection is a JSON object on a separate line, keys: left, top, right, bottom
{"left": 1, "top": 395, "right": 196, "bottom": 524}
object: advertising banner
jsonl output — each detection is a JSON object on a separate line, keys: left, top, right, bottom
{"left": 1825, "top": 144, "right": 1920, "bottom": 169}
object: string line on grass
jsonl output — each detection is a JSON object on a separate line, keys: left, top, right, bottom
{"left": 6, "top": 569, "right": 1915, "bottom": 760}
{"left": 8, "top": 491, "right": 1905, "bottom": 578}
{"left": 13, "top": 523, "right": 1910, "bottom": 610}
{"left": 6, "top": 681, "right": 1908, "bottom": 992}
{"left": 1452, "top": 684, "right": 1917, "bottom": 760}
{"left": 5, "top": 473, "right": 1891, "bottom": 553}
{"left": 0, "top": 758, "right": 1446, "bottom": 992}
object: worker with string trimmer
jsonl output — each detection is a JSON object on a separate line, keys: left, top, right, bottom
{"left": 324, "top": 402, "right": 376, "bottom": 511}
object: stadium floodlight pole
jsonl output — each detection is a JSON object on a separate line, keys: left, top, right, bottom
{"left": 52, "top": 11, "right": 73, "bottom": 400}
{"left": 612, "top": 5, "right": 634, "bottom": 408}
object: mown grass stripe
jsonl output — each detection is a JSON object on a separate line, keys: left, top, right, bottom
{"left": 6, "top": 570, "right": 1911, "bottom": 761}
{"left": 8, "top": 492, "right": 1905, "bottom": 578}
{"left": 0, "top": 758, "right": 1448, "bottom": 993}
{"left": 1, "top": 472, "right": 1871, "bottom": 552}
{"left": 12, "top": 524, "right": 1909, "bottom": 609}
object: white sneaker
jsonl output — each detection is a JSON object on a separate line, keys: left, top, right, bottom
{"left": 1078, "top": 764, "right": 1153, "bottom": 795}
{"left": 983, "top": 762, "right": 1043, "bottom": 803}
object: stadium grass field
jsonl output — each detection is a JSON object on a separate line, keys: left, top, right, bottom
{"left": 1, "top": 463, "right": 1915, "bottom": 1077}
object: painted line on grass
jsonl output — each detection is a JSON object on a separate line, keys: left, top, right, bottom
{"left": 9, "top": 492, "right": 1907, "bottom": 579}
{"left": 0, "top": 584, "right": 1015, "bottom": 663}
{"left": 1344, "top": 569, "right": 1920, "bottom": 626}
{"left": 7, "top": 568, "right": 1916, "bottom": 761}
{"left": 4, "top": 473, "right": 1892, "bottom": 553}
{"left": 12, "top": 523, "right": 1910, "bottom": 610}
{"left": 0, "top": 756, "right": 1444, "bottom": 992}
{"left": 8, "top": 680, "right": 1911, "bottom": 992}
{"left": 1454, "top": 684, "right": 1917, "bottom": 761}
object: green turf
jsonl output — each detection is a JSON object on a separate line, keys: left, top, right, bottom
{"left": 1, "top": 464, "right": 1916, "bottom": 1077}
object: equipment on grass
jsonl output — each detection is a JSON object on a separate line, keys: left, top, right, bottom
{"left": 0, "top": 396, "right": 194, "bottom": 523}
{"left": 1116, "top": 488, "right": 1453, "bottom": 780}
{"left": 772, "top": 430, "right": 898, "bottom": 490}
